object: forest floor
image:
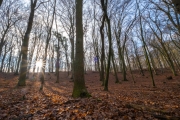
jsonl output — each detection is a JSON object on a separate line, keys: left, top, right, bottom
{"left": 0, "top": 70, "right": 180, "bottom": 120}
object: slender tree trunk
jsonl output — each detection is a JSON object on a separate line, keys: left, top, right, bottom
{"left": 168, "top": 47, "right": 180, "bottom": 71}
{"left": 139, "top": 14, "right": 155, "bottom": 87}
{"left": 120, "top": 49, "right": 127, "bottom": 81}
{"left": 51, "top": 42, "right": 54, "bottom": 73}
{"left": 70, "top": 36, "right": 74, "bottom": 79}
{"left": 14, "top": 52, "right": 22, "bottom": 75}
{"left": 146, "top": 46, "right": 157, "bottom": 75}
{"left": 132, "top": 40, "right": 144, "bottom": 76}
{"left": 125, "top": 48, "right": 135, "bottom": 84}
{"left": 18, "top": 0, "right": 37, "bottom": 86}
{"left": 0, "top": 27, "right": 9, "bottom": 57}
{"left": 0, "top": 45, "right": 7, "bottom": 72}
{"left": 40, "top": 0, "right": 56, "bottom": 90}
{"left": 114, "top": 32, "right": 127, "bottom": 81}
{"left": 56, "top": 39, "right": 60, "bottom": 83}
{"left": 51, "top": 57, "right": 54, "bottom": 72}
{"left": 102, "top": 0, "right": 112, "bottom": 91}
{"left": 100, "top": 15, "right": 105, "bottom": 83}
{"left": 155, "top": 51, "right": 164, "bottom": 74}
{"left": 160, "top": 42, "right": 177, "bottom": 76}
{"left": 8, "top": 48, "right": 13, "bottom": 73}
{"left": 65, "top": 52, "right": 69, "bottom": 75}
{"left": 111, "top": 49, "right": 119, "bottom": 83}
{"left": 48, "top": 56, "right": 51, "bottom": 73}
{"left": 0, "top": 0, "right": 3, "bottom": 6}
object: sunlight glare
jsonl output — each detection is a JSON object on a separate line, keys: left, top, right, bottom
{"left": 36, "top": 60, "right": 43, "bottom": 68}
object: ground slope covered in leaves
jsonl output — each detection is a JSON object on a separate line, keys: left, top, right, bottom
{"left": 0, "top": 71, "right": 180, "bottom": 120}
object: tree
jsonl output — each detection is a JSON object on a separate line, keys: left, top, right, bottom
{"left": 17, "top": 0, "right": 38, "bottom": 86}
{"left": 72, "top": 0, "right": 90, "bottom": 98}
{"left": 0, "top": 0, "right": 3, "bottom": 6}
{"left": 39, "top": 0, "right": 56, "bottom": 90}
{"left": 56, "top": 0, "right": 75, "bottom": 78}
{"left": 100, "top": 15, "right": 105, "bottom": 83}
{"left": 146, "top": 11, "right": 177, "bottom": 76}
{"left": 100, "top": 0, "right": 113, "bottom": 91}
{"left": 172, "top": 0, "right": 180, "bottom": 13}
{"left": 132, "top": 40, "right": 144, "bottom": 76}
{"left": 137, "top": 0, "right": 155, "bottom": 87}
{"left": 54, "top": 32, "right": 62, "bottom": 83}
{"left": 0, "top": 0, "right": 22, "bottom": 57}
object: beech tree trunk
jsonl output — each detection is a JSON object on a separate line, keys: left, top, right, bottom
{"left": 72, "top": 0, "right": 89, "bottom": 98}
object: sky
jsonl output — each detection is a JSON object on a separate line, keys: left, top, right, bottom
{"left": 22, "top": 0, "right": 29, "bottom": 4}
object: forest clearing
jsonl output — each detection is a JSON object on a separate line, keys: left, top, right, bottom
{"left": 0, "top": 70, "right": 180, "bottom": 120}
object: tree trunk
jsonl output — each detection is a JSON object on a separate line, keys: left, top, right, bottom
{"left": 14, "top": 52, "right": 22, "bottom": 75}
{"left": 0, "top": 27, "right": 9, "bottom": 57}
{"left": 70, "top": 36, "right": 74, "bottom": 79}
{"left": 111, "top": 49, "right": 119, "bottom": 83}
{"left": 139, "top": 11, "right": 155, "bottom": 87}
{"left": 132, "top": 40, "right": 144, "bottom": 76}
{"left": 102, "top": 0, "right": 112, "bottom": 91}
{"left": 0, "top": 45, "right": 7, "bottom": 72}
{"left": 18, "top": 0, "right": 37, "bottom": 86}
{"left": 0, "top": 0, "right": 3, "bottom": 6}
{"left": 40, "top": 0, "right": 56, "bottom": 90}
{"left": 172, "top": 0, "right": 180, "bottom": 14}
{"left": 56, "top": 38, "right": 60, "bottom": 83}
{"left": 146, "top": 46, "right": 157, "bottom": 75}
{"left": 72, "top": 0, "right": 89, "bottom": 98}
{"left": 7, "top": 48, "right": 12, "bottom": 73}
{"left": 125, "top": 48, "right": 135, "bottom": 84}
{"left": 100, "top": 15, "right": 105, "bottom": 83}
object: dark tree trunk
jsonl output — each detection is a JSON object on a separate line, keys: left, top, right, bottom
{"left": 0, "top": 45, "right": 7, "bottom": 72}
{"left": 100, "top": 15, "right": 105, "bottom": 83}
{"left": 0, "top": 0, "right": 3, "bottom": 6}
{"left": 132, "top": 40, "right": 144, "bottom": 76}
{"left": 14, "top": 52, "right": 21, "bottom": 75}
{"left": 72, "top": 0, "right": 89, "bottom": 98}
{"left": 7, "top": 48, "right": 12, "bottom": 73}
{"left": 0, "top": 27, "right": 9, "bottom": 57}
{"left": 17, "top": 0, "right": 37, "bottom": 86}
{"left": 101, "top": 0, "right": 112, "bottom": 91}
{"left": 111, "top": 49, "right": 119, "bottom": 83}
{"left": 139, "top": 8, "right": 155, "bottom": 87}
{"left": 56, "top": 38, "right": 60, "bottom": 83}
{"left": 172, "top": 0, "right": 180, "bottom": 13}
{"left": 125, "top": 48, "right": 135, "bottom": 84}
